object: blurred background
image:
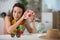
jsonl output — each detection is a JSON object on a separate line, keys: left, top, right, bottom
{"left": 0, "top": 0, "right": 60, "bottom": 34}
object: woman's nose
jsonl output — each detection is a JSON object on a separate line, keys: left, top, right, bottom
{"left": 15, "top": 13, "right": 18, "bottom": 16}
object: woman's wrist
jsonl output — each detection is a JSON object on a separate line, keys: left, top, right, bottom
{"left": 20, "top": 17, "right": 24, "bottom": 21}
{"left": 21, "top": 15, "right": 25, "bottom": 19}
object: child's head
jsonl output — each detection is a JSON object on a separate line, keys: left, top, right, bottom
{"left": 11, "top": 3, "right": 25, "bottom": 21}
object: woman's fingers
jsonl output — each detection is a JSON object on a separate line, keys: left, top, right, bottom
{"left": 23, "top": 10, "right": 29, "bottom": 19}
{"left": 22, "top": 10, "right": 36, "bottom": 20}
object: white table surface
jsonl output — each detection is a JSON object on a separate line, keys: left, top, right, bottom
{"left": 0, "top": 33, "right": 46, "bottom": 40}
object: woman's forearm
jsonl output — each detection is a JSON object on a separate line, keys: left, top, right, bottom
{"left": 24, "top": 20, "right": 32, "bottom": 33}
{"left": 8, "top": 17, "right": 24, "bottom": 33}
{"left": 25, "top": 24, "right": 32, "bottom": 33}
{"left": 32, "top": 20, "right": 37, "bottom": 33}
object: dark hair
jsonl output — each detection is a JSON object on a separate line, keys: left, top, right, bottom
{"left": 8, "top": 3, "right": 25, "bottom": 20}
{"left": 12, "top": 3, "right": 25, "bottom": 15}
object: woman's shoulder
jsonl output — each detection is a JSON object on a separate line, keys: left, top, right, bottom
{"left": 5, "top": 16, "right": 10, "bottom": 18}
{"left": 4, "top": 16, "right": 11, "bottom": 20}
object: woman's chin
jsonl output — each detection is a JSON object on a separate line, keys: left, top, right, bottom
{"left": 14, "top": 18, "right": 19, "bottom": 21}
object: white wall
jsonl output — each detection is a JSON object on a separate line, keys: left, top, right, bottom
{"left": 42, "top": 12, "right": 53, "bottom": 31}
{"left": 55, "top": 0, "right": 60, "bottom": 11}
{"left": 42, "top": 0, "right": 60, "bottom": 11}
{"left": 0, "top": 18, "right": 4, "bottom": 35}
{"left": 0, "top": 0, "right": 17, "bottom": 14}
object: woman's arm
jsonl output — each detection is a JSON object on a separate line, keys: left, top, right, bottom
{"left": 4, "top": 16, "right": 24, "bottom": 33}
{"left": 31, "top": 18, "right": 37, "bottom": 33}
{"left": 4, "top": 10, "right": 28, "bottom": 33}
{"left": 24, "top": 19, "right": 36, "bottom": 33}
{"left": 24, "top": 11, "right": 37, "bottom": 33}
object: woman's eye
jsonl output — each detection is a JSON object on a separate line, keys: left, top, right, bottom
{"left": 18, "top": 12, "right": 21, "bottom": 14}
{"left": 14, "top": 11, "right": 16, "bottom": 13}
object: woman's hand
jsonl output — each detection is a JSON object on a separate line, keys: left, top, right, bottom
{"left": 27, "top": 10, "right": 35, "bottom": 21}
{"left": 22, "top": 10, "right": 35, "bottom": 21}
{"left": 21, "top": 10, "right": 28, "bottom": 19}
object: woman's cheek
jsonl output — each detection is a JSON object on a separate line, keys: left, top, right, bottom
{"left": 18, "top": 15, "right": 21, "bottom": 19}
{"left": 13, "top": 13, "right": 16, "bottom": 19}
{"left": 13, "top": 14, "right": 15, "bottom": 18}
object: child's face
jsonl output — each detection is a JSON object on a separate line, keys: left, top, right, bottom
{"left": 13, "top": 7, "right": 23, "bottom": 21}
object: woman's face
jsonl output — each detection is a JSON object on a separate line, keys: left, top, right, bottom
{"left": 13, "top": 7, "right": 23, "bottom": 21}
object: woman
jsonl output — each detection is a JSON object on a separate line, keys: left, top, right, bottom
{"left": 4, "top": 3, "right": 36, "bottom": 35}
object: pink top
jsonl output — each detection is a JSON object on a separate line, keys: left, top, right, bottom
{"left": 4, "top": 17, "right": 10, "bottom": 35}
{"left": 4, "top": 26, "right": 9, "bottom": 35}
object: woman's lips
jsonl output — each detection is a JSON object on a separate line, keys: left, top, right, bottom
{"left": 16, "top": 17, "right": 18, "bottom": 18}
{"left": 15, "top": 17, "right": 19, "bottom": 19}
